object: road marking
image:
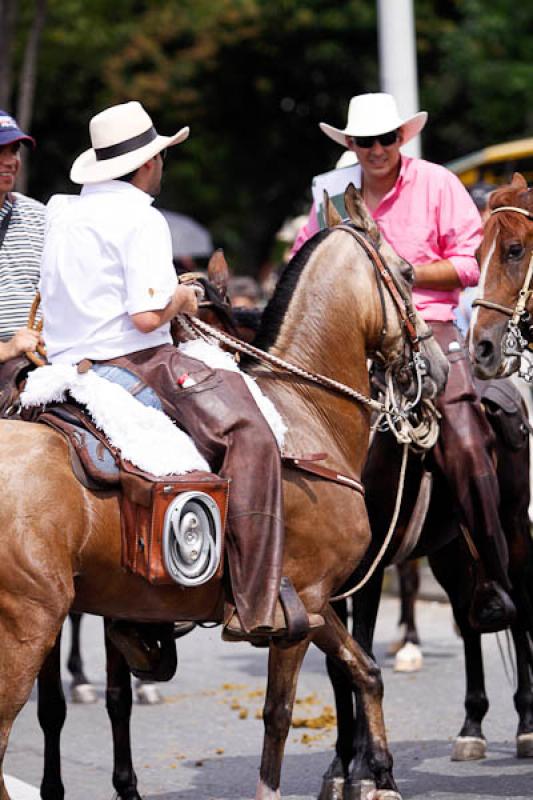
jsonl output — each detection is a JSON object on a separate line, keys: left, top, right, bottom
{"left": 5, "top": 775, "right": 40, "bottom": 799}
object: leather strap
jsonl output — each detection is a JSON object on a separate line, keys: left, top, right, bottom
{"left": 336, "top": 224, "right": 420, "bottom": 350}
{"left": 282, "top": 452, "right": 365, "bottom": 496}
{"left": 391, "top": 469, "right": 433, "bottom": 564}
{"left": 279, "top": 576, "right": 310, "bottom": 640}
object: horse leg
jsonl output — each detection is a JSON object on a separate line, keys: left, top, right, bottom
{"left": 67, "top": 612, "right": 98, "bottom": 704}
{"left": 256, "top": 637, "right": 310, "bottom": 800}
{"left": 0, "top": 606, "right": 70, "bottom": 800}
{"left": 314, "top": 606, "right": 399, "bottom": 799}
{"left": 38, "top": 631, "right": 66, "bottom": 800}
{"left": 392, "top": 560, "right": 423, "bottom": 673}
{"left": 103, "top": 619, "right": 141, "bottom": 800}
{"left": 320, "top": 598, "right": 353, "bottom": 800}
{"left": 428, "top": 543, "right": 488, "bottom": 761}
{"left": 512, "top": 627, "right": 533, "bottom": 757}
{"left": 345, "top": 568, "right": 388, "bottom": 800}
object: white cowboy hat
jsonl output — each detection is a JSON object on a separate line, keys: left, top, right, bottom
{"left": 70, "top": 101, "right": 189, "bottom": 184}
{"left": 319, "top": 92, "right": 427, "bottom": 148}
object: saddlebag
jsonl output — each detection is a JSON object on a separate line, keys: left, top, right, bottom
{"left": 119, "top": 463, "right": 230, "bottom": 585}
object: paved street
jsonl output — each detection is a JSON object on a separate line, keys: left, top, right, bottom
{"left": 6, "top": 594, "right": 533, "bottom": 799}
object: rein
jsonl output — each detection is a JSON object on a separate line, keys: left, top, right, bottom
{"left": 181, "top": 224, "right": 435, "bottom": 444}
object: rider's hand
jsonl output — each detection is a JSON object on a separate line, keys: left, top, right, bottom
{"left": 172, "top": 284, "right": 199, "bottom": 316}
{"left": 4, "top": 327, "right": 42, "bottom": 360}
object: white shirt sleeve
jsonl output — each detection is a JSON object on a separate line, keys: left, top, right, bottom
{"left": 123, "top": 208, "right": 177, "bottom": 315}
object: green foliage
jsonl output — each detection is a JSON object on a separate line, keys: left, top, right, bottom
{"left": 10, "top": 0, "right": 533, "bottom": 273}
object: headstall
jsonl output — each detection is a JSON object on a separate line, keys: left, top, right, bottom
{"left": 472, "top": 205, "right": 533, "bottom": 380}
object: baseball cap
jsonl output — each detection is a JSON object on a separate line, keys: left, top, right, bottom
{"left": 0, "top": 111, "right": 35, "bottom": 148}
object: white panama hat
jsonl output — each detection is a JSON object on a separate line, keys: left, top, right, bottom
{"left": 70, "top": 101, "right": 189, "bottom": 184}
{"left": 319, "top": 92, "right": 427, "bottom": 149}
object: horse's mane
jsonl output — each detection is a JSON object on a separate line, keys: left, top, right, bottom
{"left": 489, "top": 183, "right": 533, "bottom": 237}
{"left": 250, "top": 229, "right": 330, "bottom": 355}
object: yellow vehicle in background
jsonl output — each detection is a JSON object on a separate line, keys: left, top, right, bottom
{"left": 447, "top": 137, "right": 533, "bottom": 186}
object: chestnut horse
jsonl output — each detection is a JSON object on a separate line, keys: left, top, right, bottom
{"left": 470, "top": 173, "right": 533, "bottom": 381}
{"left": 1, "top": 187, "right": 447, "bottom": 800}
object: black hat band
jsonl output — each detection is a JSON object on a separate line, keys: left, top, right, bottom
{"left": 94, "top": 126, "right": 158, "bottom": 161}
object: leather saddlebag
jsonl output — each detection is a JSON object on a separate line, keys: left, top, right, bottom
{"left": 119, "top": 464, "right": 230, "bottom": 585}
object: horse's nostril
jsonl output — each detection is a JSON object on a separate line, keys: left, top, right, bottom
{"left": 475, "top": 339, "right": 494, "bottom": 364}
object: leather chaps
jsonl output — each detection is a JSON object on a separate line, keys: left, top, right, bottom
{"left": 431, "top": 322, "right": 511, "bottom": 590}
{"left": 104, "top": 344, "right": 284, "bottom": 633}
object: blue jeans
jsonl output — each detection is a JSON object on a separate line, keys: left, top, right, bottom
{"left": 91, "top": 364, "right": 163, "bottom": 411}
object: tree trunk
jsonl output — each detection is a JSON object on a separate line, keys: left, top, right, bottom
{"left": 16, "top": 0, "right": 48, "bottom": 194}
{"left": 0, "top": 0, "right": 19, "bottom": 109}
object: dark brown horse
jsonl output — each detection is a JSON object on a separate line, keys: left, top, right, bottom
{"left": 319, "top": 407, "right": 533, "bottom": 799}
{"left": 0, "top": 187, "right": 448, "bottom": 800}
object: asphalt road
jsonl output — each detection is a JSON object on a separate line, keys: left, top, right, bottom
{"left": 5, "top": 594, "right": 533, "bottom": 800}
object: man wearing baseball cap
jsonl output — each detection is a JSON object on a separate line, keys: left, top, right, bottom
{"left": 0, "top": 110, "right": 43, "bottom": 375}
{"left": 292, "top": 92, "right": 515, "bottom": 633}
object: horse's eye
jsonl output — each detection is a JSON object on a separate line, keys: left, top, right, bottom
{"left": 400, "top": 262, "right": 414, "bottom": 285}
{"left": 507, "top": 243, "right": 525, "bottom": 261}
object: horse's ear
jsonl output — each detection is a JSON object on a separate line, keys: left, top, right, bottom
{"left": 207, "top": 249, "right": 229, "bottom": 297}
{"left": 344, "top": 183, "right": 380, "bottom": 240}
{"left": 511, "top": 173, "right": 528, "bottom": 190}
{"left": 324, "top": 190, "right": 342, "bottom": 228}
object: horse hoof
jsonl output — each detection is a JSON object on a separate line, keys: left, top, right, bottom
{"left": 345, "top": 779, "right": 376, "bottom": 800}
{"left": 366, "top": 792, "right": 402, "bottom": 800}
{"left": 317, "top": 774, "right": 344, "bottom": 800}
{"left": 516, "top": 732, "right": 533, "bottom": 758}
{"left": 451, "top": 736, "right": 486, "bottom": 761}
{"left": 135, "top": 682, "right": 163, "bottom": 705}
{"left": 393, "top": 642, "right": 423, "bottom": 672}
{"left": 70, "top": 683, "right": 98, "bottom": 704}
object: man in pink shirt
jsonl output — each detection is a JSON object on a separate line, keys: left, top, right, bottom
{"left": 293, "top": 92, "right": 515, "bottom": 632}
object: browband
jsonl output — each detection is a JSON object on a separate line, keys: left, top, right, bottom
{"left": 491, "top": 206, "right": 532, "bottom": 219}
{"left": 95, "top": 126, "right": 158, "bottom": 161}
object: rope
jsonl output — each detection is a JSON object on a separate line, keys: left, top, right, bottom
{"left": 179, "top": 314, "right": 385, "bottom": 412}
{"left": 178, "top": 314, "right": 440, "bottom": 451}
{"left": 330, "top": 442, "right": 409, "bottom": 602}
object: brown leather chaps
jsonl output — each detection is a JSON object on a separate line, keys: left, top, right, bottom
{"left": 431, "top": 322, "right": 511, "bottom": 590}
{"left": 105, "top": 344, "right": 284, "bottom": 633}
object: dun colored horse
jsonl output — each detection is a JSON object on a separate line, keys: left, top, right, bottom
{"left": 2, "top": 187, "right": 447, "bottom": 800}
{"left": 470, "top": 173, "right": 533, "bottom": 381}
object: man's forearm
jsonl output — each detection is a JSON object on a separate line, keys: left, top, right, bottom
{"left": 413, "top": 259, "right": 463, "bottom": 290}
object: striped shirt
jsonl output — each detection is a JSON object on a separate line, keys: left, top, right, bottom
{"left": 0, "top": 192, "right": 45, "bottom": 341}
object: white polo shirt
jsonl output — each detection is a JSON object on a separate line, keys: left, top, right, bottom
{"left": 40, "top": 180, "right": 178, "bottom": 364}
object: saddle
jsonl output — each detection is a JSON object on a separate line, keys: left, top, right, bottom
{"left": 25, "top": 401, "right": 230, "bottom": 587}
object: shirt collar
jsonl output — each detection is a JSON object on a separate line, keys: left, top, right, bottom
{"left": 80, "top": 179, "right": 155, "bottom": 205}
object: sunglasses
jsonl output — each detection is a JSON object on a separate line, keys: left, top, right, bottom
{"left": 160, "top": 148, "right": 167, "bottom": 162}
{"left": 348, "top": 130, "right": 399, "bottom": 149}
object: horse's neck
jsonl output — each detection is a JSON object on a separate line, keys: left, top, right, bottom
{"left": 255, "top": 235, "right": 379, "bottom": 472}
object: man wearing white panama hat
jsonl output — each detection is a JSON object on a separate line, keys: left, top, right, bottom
{"left": 39, "top": 101, "right": 306, "bottom": 651}
{"left": 293, "top": 92, "right": 515, "bottom": 633}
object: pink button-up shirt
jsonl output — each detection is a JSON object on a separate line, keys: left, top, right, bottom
{"left": 291, "top": 155, "right": 482, "bottom": 322}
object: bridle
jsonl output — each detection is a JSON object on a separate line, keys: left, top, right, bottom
{"left": 472, "top": 204, "right": 533, "bottom": 380}
{"left": 180, "top": 223, "right": 438, "bottom": 448}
